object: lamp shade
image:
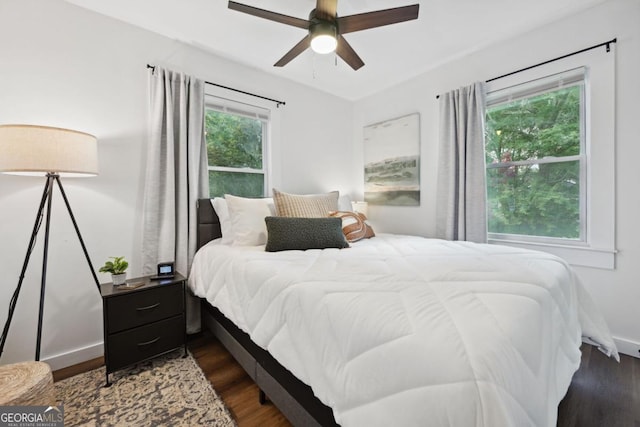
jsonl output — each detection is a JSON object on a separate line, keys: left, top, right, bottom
{"left": 0, "top": 124, "right": 98, "bottom": 177}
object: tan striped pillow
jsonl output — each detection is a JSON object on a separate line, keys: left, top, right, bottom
{"left": 273, "top": 189, "right": 339, "bottom": 218}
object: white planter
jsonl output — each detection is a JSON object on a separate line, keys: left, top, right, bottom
{"left": 111, "top": 273, "right": 127, "bottom": 285}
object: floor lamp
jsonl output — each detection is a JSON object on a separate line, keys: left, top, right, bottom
{"left": 0, "top": 124, "right": 101, "bottom": 361}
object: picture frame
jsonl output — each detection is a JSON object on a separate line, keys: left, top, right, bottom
{"left": 363, "top": 113, "right": 420, "bottom": 206}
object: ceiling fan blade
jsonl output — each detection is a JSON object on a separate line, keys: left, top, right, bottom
{"left": 274, "top": 36, "right": 311, "bottom": 67}
{"left": 336, "top": 35, "right": 365, "bottom": 70}
{"left": 228, "top": 1, "right": 309, "bottom": 29}
{"left": 316, "top": 0, "right": 338, "bottom": 20}
{"left": 337, "top": 4, "right": 419, "bottom": 34}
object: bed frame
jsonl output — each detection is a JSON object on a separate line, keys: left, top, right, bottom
{"left": 195, "top": 199, "right": 338, "bottom": 427}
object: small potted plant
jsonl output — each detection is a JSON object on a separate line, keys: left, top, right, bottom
{"left": 99, "top": 256, "right": 129, "bottom": 285}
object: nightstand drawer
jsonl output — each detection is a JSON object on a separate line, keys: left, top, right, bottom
{"left": 106, "top": 315, "right": 184, "bottom": 371}
{"left": 106, "top": 283, "right": 183, "bottom": 333}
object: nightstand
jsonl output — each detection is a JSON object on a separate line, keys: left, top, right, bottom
{"left": 100, "top": 274, "right": 187, "bottom": 386}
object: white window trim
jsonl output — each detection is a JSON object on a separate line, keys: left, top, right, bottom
{"left": 208, "top": 165, "right": 265, "bottom": 174}
{"left": 487, "top": 70, "right": 587, "bottom": 245}
{"left": 204, "top": 88, "right": 279, "bottom": 197}
{"left": 485, "top": 45, "right": 616, "bottom": 269}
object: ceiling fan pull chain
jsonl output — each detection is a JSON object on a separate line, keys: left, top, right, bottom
{"left": 312, "top": 54, "right": 317, "bottom": 80}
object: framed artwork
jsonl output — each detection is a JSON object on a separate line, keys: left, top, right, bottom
{"left": 363, "top": 113, "right": 420, "bottom": 206}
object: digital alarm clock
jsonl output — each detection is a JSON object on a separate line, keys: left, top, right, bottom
{"left": 150, "top": 261, "right": 175, "bottom": 280}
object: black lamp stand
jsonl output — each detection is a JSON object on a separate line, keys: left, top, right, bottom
{"left": 0, "top": 173, "right": 100, "bottom": 361}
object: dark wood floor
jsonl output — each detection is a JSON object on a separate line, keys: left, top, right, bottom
{"left": 557, "top": 344, "right": 640, "bottom": 427}
{"left": 188, "top": 334, "right": 291, "bottom": 427}
{"left": 53, "top": 335, "right": 640, "bottom": 426}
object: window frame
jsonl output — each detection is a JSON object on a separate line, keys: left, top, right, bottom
{"left": 484, "top": 45, "right": 616, "bottom": 269}
{"left": 204, "top": 94, "right": 271, "bottom": 198}
{"left": 485, "top": 68, "right": 588, "bottom": 246}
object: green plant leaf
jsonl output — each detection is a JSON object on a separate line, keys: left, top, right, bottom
{"left": 99, "top": 256, "right": 128, "bottom": 274}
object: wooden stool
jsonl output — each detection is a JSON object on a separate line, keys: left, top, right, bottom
{"left": 0, "top": 361, "right": 55, "bottom": 406}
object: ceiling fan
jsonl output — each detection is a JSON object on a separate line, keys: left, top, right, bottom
{"left": 228, "top": 0, "right": 420, "bottom": 71}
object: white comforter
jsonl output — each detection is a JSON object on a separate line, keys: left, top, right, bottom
{"left": 189, "top": 234, "right": 617, "bottom": 427}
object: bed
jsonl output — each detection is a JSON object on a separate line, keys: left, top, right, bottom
{"left": 189, "top": 198, "right": 618, "bottom": 427}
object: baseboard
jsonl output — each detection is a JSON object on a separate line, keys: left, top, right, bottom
{"left": 42, "top": 342, "right": 104, "bottom": 371}
{"left": 613, "top": 336, "right": 640, "bottom": 359}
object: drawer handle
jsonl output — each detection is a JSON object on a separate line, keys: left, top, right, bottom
{"left": 137, "top": 337, "right": 160, "bottom": 346}
{"left": 136, "top": 303, "right": 160, "bottom": 311}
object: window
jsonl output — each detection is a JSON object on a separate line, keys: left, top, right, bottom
{"left": 205, "top": 96, "right": 269, "bottom": 198}
{"left": 485, "top": 68, "right": 586, "bottom": 243}
{"left": 484, "top": 45, "right": 615, "bottom": 269}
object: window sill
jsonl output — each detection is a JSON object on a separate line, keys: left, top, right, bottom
{"left": 487, "top": 238, "right": 616, "bottom": 270}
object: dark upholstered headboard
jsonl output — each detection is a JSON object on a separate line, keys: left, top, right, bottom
{"left": 197, "top": 199, "right": 221, "bottom": 250}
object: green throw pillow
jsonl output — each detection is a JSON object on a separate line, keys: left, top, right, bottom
{"left": 264, "top": 216, "right": 349, "bottom": 252}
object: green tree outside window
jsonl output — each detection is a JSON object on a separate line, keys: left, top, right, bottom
{"left": 205, "top": 109, "right": 266, "bottom": 198}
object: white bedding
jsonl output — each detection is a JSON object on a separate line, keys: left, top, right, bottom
{"left": 188, "top": 234, "right": 618, "bottom": 427}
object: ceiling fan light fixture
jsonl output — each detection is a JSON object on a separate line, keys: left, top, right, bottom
{"left": 310, "top": 21, "right": 337, "bottom": 54}
{"left": 228, "top": 1, "right": 420, "bottom": 70}
{"left": 311, "top": 34, "right": 337, "bottom": 54}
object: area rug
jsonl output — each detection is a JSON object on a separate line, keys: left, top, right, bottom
{"left": 54, "top": 351, "right": 236, "bottom": 427}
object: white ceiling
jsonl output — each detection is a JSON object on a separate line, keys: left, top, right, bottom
{"left": 65, "top": 0, "right": 607, "bottom": 100}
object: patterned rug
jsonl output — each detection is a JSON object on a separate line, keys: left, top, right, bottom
{"left": 54, "top": 351, "right": 236, "bottom": 426}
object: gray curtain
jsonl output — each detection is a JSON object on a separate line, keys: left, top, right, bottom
{"left": 435, "top": 82, "right": 487, "bottom": 243}
{"left": 142, "top": 67, "right": 209, "bottom": 333}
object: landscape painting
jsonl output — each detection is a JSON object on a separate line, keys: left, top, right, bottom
{"left": 363, "top": 113, "right": 420, "bottom": 206}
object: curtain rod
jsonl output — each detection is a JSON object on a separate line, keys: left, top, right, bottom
{"left": 146, "top": 64, "right": 286, "bottom": 108}
{"left": 435, "top": 38, "right": 617, "bottom": 99}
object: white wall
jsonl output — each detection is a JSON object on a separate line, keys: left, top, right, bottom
{"left": 0, "top": 0, "right": 354, "bottom": 368}
{"left": 354, "top": 0, "right": 640, "bottom": 357}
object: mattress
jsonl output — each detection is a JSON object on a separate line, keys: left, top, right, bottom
{"left": 188, "top": 234, "right": 618, "bottom": 427}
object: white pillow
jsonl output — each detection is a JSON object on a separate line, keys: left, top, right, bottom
{"left": 225, "top": 194, "right": 275, "bottom": 246}
{"left": 338, "top": 194, "right": 352, "bottom": 212}
{"left": 211, "top": 198, "right": 234, "bottom": 245}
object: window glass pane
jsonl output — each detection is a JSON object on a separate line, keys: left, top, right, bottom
{"left": 486, "top": 85, "right": 582, "bottom": 163}
{"left": 208, "top": 170, "right": 264, "bottom": 198}
{"left": 205, "top": 110, "right": 263, "bottom": 169}
{"left": 487, "top": 160, "right": 580, "bottom": 239}
{"left": 485, "top": 80, "right": 584, "bottom": 242}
